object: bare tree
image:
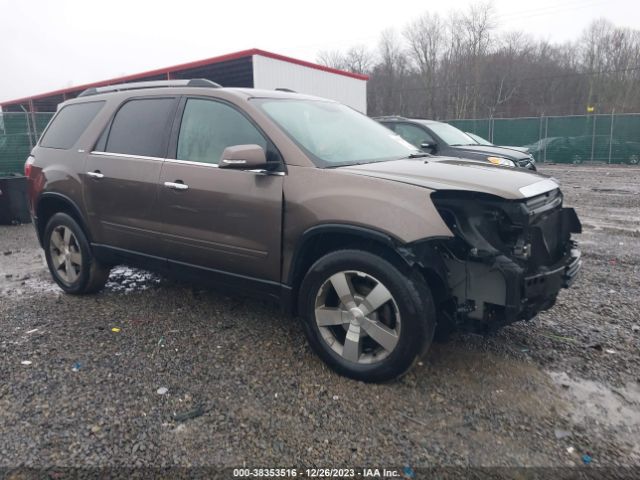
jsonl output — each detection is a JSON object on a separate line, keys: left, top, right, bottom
{"left": 404, "top": 13, "right": 444, "bottom": 116}
{"left": 343, "top": 45, "right": 374, "bottom": 74}
{"left": 372, "top": 29, "right": 412, "bottom": 115}
{"left": 462, "top": 1, "right": 497, "bottom": 117}
{"left": 317, "top": 50, "right": 347, "bottom": 70}
{"left": 579, "top": 20, "right": 640, "bottom": 112}
{"left": 462, "top": 1, "right": 496, "bottom": 57}
{"left": 318, "top": 47, "right": 375, "bottom": 75}
{"left": 356, "top": 9, "right": 640, "bottom": 118}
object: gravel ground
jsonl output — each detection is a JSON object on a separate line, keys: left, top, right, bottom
{"left": 0, "top": 164, "right": 639, "bottom": 471}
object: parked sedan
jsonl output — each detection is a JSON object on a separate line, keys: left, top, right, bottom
{"left": 524, "top": 136, "right": 640, "bottom": 164}
{"left": 523, "top": 137, "right": 573, "bottom": 163}
{"left": 376, "top": 116, "right": 536, "bottom": 170}
{"left": 566, "top": 135, "right": 640, "bottom": 165}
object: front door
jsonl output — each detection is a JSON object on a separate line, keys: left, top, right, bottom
{"left": 83, "top": 96, "right": 178, "bottom": 257}
{"left": 157, "top": 97, "right": 284, "bottom": 282}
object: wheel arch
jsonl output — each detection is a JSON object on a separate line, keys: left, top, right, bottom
{"left": 35, "top": 192, "right": 91, "bottom": 247}
{"left": 286, "top": 224, "right": 449, "bottom": 316}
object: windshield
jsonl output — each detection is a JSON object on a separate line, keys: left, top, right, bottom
{"left": 254, "top": 99, "right": 417, "bottom": 167}
{"left": 467, "top": 132, "right": 493, "bottom": 146}
{"left": 427, "top": 123, "right": 477, "bottom": 146}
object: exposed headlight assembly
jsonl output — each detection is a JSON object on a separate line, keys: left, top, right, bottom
{"left": 487, "top": 156, "right": 516, "bottom": 167}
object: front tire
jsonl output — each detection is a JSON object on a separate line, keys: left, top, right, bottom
{"left": 298, "top": 250, "right": 435, "bottom": 382}
{"left": 44, "top": 213, "right": 110, "bottom": 294}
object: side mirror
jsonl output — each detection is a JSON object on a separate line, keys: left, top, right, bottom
{"left": 421, "top": 141, "right": 436, "bottom": 153}
{"left": 219, "top": 144, "right": 268, "bottom": 169}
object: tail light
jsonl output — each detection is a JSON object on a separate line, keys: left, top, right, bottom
{"left": 24, "top": 156, "right": 34, "bottom": 177}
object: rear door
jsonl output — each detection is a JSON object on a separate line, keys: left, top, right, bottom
{"left": 84, "top": 96, "right": 178, "bottom": 256}
{"left": 157, "top": 97, "right": 284, "bottom": 282}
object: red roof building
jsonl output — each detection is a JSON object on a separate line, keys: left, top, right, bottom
{"left": 1, "top": 49, "right": 369, "bottom": 114}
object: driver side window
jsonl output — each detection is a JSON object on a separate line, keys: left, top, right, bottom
{"left": 394, "top": 123, "right": 435, "bottom": 148}
{"left": 177, "top": 98, "right": 268, "bottom": 165}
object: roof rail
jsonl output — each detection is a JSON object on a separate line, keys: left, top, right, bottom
{"left": 77, "top": 78, "right": 221, "bottom": 97}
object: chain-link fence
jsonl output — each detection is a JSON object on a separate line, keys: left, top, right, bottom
{"left": 448, "top": 113, "right": 640, "bottom": 164}
{"left": 0, "top": 112, "right": 54, "bottom": 174}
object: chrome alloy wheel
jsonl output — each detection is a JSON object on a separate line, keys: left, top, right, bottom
{"left": 314, "top": 271, "right": 401, "bottom": 364}
{"left": 49, "top": 225, "right": 82, "bottom": 284}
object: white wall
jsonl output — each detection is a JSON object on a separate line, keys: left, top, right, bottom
{"left": 252, "top": 55, "right": 367, "bottom": 113}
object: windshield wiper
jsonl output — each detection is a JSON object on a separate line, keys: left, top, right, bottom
{"left": 406, "top": 152, "right": 431, "bottom": 159}
{"left": 324, "top": 162, "right": 362, "bottom": 168}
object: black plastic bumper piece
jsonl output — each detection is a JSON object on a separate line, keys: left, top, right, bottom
{"left": 524, "top": 247, "right": 582, "bottom": 299}
{"left": 486, "top": 245, "right": 582, "bottom": 329}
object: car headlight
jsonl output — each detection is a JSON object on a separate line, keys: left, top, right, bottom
{"left": 487, "top": 156, "right": 516, "bottom": 167}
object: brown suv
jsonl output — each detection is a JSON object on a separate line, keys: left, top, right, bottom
{"left": 25, "top": 79, "right": 582, "bottom": 382}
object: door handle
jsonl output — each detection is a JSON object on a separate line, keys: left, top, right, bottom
{"left": 164, "top": 181, "right": 189, "bottom": 191}
{"left": 86, "top": 170, "right": 104, "bottom": 179}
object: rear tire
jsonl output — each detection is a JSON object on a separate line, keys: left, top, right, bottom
{"left": 44, "top": 213, "right": 110, "bottom": 294}
{"left": 298, "top": 249, "right": 435, "bottom": 382}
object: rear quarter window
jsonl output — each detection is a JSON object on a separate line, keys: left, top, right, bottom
{"left": 39, "top": 101, "right": 105, "bottom": 149}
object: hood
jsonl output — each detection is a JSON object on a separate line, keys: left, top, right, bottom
{"left": 452, "top": 144, "right": 532, "bottom": 160}
{"left": 503, "top": 145, "right": 530, "bottom": 153}
{"left": 338, "top": 158, "right": 557, "bottom": 200}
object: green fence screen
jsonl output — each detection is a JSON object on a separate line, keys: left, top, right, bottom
{"left": 448, "top": 113, "right": 640, "bottom": 164}
{"left": 0, "top": 112, "right": 55, "bottom": 174}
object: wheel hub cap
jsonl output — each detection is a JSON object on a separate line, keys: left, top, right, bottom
{"left": 314, "top": 270, "right": 401, "bottom": 365}
{"left": 349, "top": 307, "right": 364, "bottom": 326}
{"left": 49, "top": 225, "right": 82, "bottom": 285}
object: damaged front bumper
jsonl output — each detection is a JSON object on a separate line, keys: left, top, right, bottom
{"left": 442, "top": 244, "right": 581, "bottom": 331}
{"left": 524, "top": 244, "right": 581, "bottom": 297}
{"left": 497, "top": 242, "right": 581, "bottom": 327}
{"left": 427, "top": 189, "right": 582, "bottom": 332}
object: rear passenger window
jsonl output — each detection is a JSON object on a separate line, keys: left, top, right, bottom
{"left": 40, "top": 101, "right": 104, "bottom": 149}
{"left": 177, "top": 98, "right": 267, "bottom": 164}
{"left": 104, "top": 98, "right": 175, "bottom": 157}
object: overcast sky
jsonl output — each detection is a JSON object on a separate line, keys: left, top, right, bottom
{"left": 1, "top": 0, "right": 638, "bottom": 103}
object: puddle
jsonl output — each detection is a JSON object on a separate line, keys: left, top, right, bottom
{"left": 425, "top": 344, "right": 561, "bottom": 417}
{"left": 549, "top": 371, "right": 640, "bottom": 458}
